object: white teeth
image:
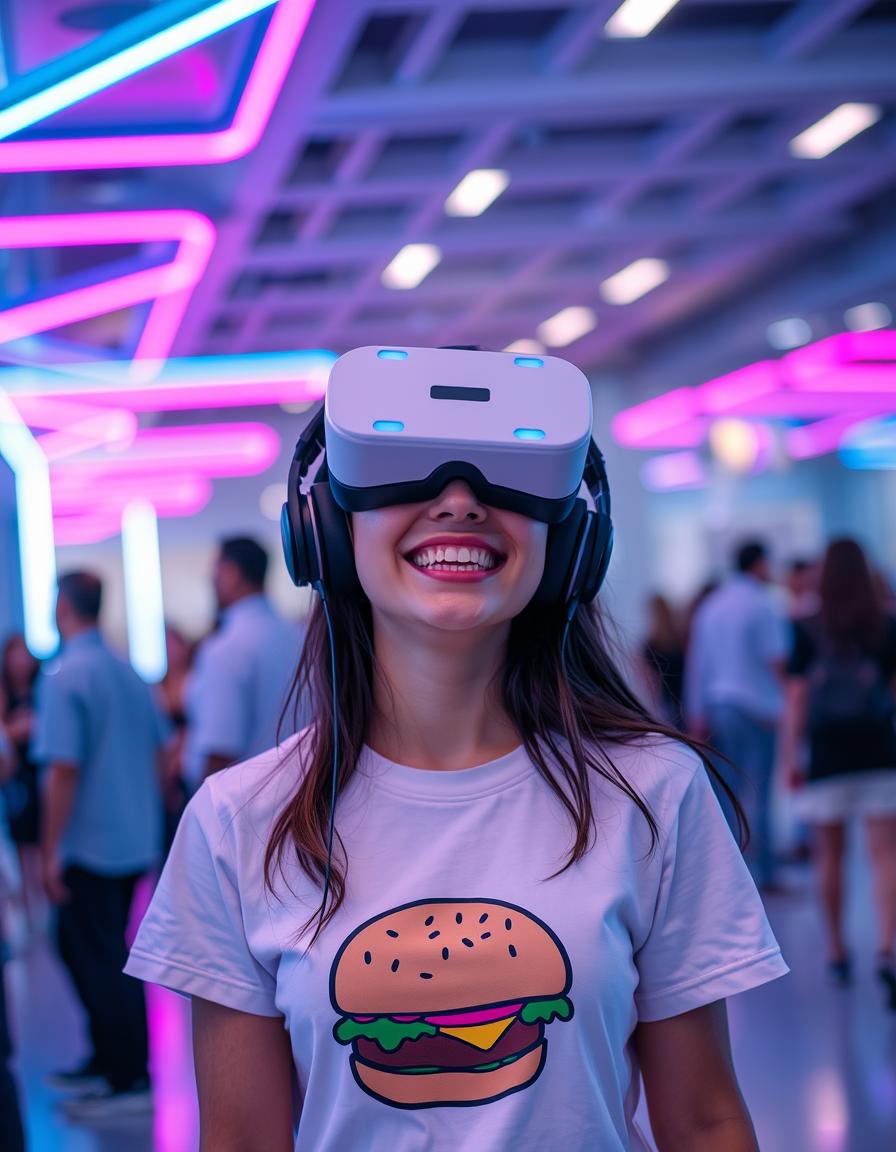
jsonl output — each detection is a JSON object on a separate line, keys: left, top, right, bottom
{"left": 410, "top": 545, "right": 498, "bottom": 571}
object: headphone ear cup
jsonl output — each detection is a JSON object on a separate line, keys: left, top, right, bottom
{"left": 309, "top": 483, "right": 359, "bottom": 596}
{"left": 531, "top": 500, "right": 588, "bottom": 607}
{"left": 280, "top": 501, "right": 301, "bottom": 585}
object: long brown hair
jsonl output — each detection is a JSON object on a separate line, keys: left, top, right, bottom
{"left": 266, "top": 588, "right": 746, "bottom": 949}
{"left": 819, "top": 537, "right": 884, "bottom": 652}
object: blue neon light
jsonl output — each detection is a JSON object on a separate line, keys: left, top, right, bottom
{"left": 514, "top": 356, "right": 544, "bottom": 368}
{"left": 514, "top": 428, "right": 546, "bottom": 440}
{"left": 377, "top": 349, "right": 408, "bottom": 360}
{"left": 373, "top": 420, "right": 405, "bottom": 432}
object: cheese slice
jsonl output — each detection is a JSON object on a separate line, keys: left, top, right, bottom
{"left": 438, "top": 1016, "right": 516, "bottom": 1051}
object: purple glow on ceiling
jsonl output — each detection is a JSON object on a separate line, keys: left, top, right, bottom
{"left": 0, "top": 211, "right": 215, "bottom": 365}
{"left": 0, "top": 0, "right": 318, "bottom": 172}
{"left": 640, "top": 451, "right": 707, "bottom": 492}
{"left": 613, "top": 329, "right": 896, "bottom": 461}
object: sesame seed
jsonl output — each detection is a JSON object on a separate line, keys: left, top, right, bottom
{"left": 364, "top": 951, "right": 372, "bottom": 965}
{"left": 391, "top": 959, "right": 400, "bottom": 972}
{"left": 508, "top": 945, "right": 517, "bottom": 958}
{"left": 462, "top": 938, "right": 474, "bottom": 948}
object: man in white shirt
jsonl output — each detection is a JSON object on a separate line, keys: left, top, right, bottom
{"left": 184, "top": 537, "right": 306, "bottom": 790}
{"left": 685, "top": 541, "right": 791, "bottom": 892}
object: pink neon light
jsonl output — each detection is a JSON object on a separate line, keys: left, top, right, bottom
{"left": 0, "top": 0, "right": 318, "bottom": 173}
{"left": 53, "top": 512, "right": 125, "bottom": 547}
{"left": 785, "top": 329, "right": 896, "bottom": 376}
{"left": 698, "top": 361, "right": 780, "bottom": 414}
{"left": 52, "top": 473, "right": 212, "bottom": 516}
{"left": 785, "top": 414, "right": 871, "bottom": 461}
{"left": 613, "top": 330, "right": 896, "bottom": 457}
{"left": 38, "top": 375, "right": 326, "bottom": 413}
{"left": 0, "top": 211, "right": 215, "bottom": 364}
{"left": 37, "top": 411, "right": 137, "bottom": 461}
{"left": 51, "top": 422, "right": 281, "bottom": 483}
{"left": 611, "top": 388, "right": 700, "bottom": 447}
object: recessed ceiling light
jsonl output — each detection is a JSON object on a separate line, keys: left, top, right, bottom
{"left": 504, "top": 339, "right": 545, "bottom": 356}
{"left": 599, "top": 258, "right": 670, "bottom": 305}
{"left": 444, "top": 169, "right": 510, "bottom": 217}
{"left": 843, "top": 302, "right": 892, "bottom": 332}
{"left": 381, "top": 244, "right": 442, "bottom": 290}
{"left": 766, "top": 317, "right": 812, "bottom": 350}
{"left": 260, "top": 482, "right": 288, "bottom": 522}
{"left": 536, "top": 306, "right": 597, "bottom": 348}
{"left": 789, "top": 104, "right": 882, "bottom": 159}
{"left": 605, "top": 0, "right": 681, "bottom": 39}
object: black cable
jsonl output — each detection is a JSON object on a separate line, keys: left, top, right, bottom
{"left": 315, "top": 583, "right": 339, "bottom": 932}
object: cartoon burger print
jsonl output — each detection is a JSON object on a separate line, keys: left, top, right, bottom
{"left": 330, "top": 898, "right": 574, "bottom": 1109}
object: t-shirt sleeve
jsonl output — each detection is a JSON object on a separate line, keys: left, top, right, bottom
{"left": 31, "top": 669, "right": 85, "bottom": 766}
{"left": 124, "top": 783, "right": 280, "bottom": 1017}
{"left": 634, "top": 758, "right": 789, "bottom": 1022}
{"left": 787, "top": 621, "right": 815, "bottom": 677}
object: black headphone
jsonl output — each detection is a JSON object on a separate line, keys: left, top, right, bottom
{"left": 281, "top": 403, "right": 614, "bottom": 615}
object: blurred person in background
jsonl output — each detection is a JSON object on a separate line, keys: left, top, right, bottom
{"left": 0, "top": 727, "right": 26, "bottom": 1152}
{"left": 782, "top": 538, "right": 896, "bottom": 1007}
{"left": 685, "top": 541, "right": 790, "bottom": 892}
{"left": 157, "top": 624, "right": 194, "bottom": 853}
{"left": 785, "top": 558, "right": 820, "bottom": 623}
{"left": 640, "top": 593, "right": 685, "bottom": 728}
{"left": 683, "top": 578, "right": 718, "bottom": 651}
{"left": 32, "top": 571, "right": 167, "bottom": 1121}
{"left": 1, "top": 634, "right": 43, "bottom": 937}
{"left": 183, "top": 536, "right": 306, "bottom": 792}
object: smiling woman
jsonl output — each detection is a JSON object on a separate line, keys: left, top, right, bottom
{"left": 125, "top": 347, "right": 788, "bottom": 1152}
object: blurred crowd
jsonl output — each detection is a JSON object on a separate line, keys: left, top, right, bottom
{"left": 640, "top": 538, "right": 896, "bottom": 1004}
{"left": 0, "top": 536, "right": 304, "bottom": 1139}
{"left": 1, "top": 531, "right": 895, "bottom": 1141}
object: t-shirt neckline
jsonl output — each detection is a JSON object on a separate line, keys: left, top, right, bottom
{"left": 359, "top": 742, "right": 534, "bottom": 800}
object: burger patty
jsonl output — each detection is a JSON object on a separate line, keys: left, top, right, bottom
{"left": 355, "top": 1019, "right": 542, "bottom": 1070}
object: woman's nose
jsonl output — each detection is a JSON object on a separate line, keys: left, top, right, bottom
{"left": 428, "top": 480, "right": 487, "bottom": 522}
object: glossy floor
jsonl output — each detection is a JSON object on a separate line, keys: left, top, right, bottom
{"left": 7, "top": 836, "right": 896, "bottom": 1151}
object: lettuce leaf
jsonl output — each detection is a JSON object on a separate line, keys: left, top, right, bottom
{"left": 520, "top": 996, "right": 573, "bottom": 1025}
{"left": 334, "top": 1017, "right": 438, "bottom": 1052}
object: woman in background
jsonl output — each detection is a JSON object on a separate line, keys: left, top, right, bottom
{"left": 157, "top": 625, "right": 194, "bottom": 854}
{"left": 0, "top": 633, "right": 42, "bottom": 935}
{"left": 782, "top": 538, "right": 896, "bottom": 1008}
{"left": 640, "top": 593, "right": 685, "bottom": 729}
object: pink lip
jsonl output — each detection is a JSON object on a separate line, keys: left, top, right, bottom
{"left": 404, "top": 535, "right": 506, "bottom": 581}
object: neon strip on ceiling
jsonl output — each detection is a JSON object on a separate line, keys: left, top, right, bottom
{"left": 0, "top": 211, "right": 215, "bottom": 365}
{"left": 0, "top": 0, "right": 317, "bottom": 172}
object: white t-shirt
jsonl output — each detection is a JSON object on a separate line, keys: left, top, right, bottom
{"left": 126, "top": 732, "right": 788, "bottom": 1151}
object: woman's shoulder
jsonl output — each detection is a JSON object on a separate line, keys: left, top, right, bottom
{"left": 581, "top": 732, "right": 705, "bottom": 824}
{"left": 199, "top": 726, "right": 313, "bottom": 831}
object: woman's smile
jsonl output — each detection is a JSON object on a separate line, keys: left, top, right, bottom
{"left": 403, "top": 535, "right": 507, "bottom": 583}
